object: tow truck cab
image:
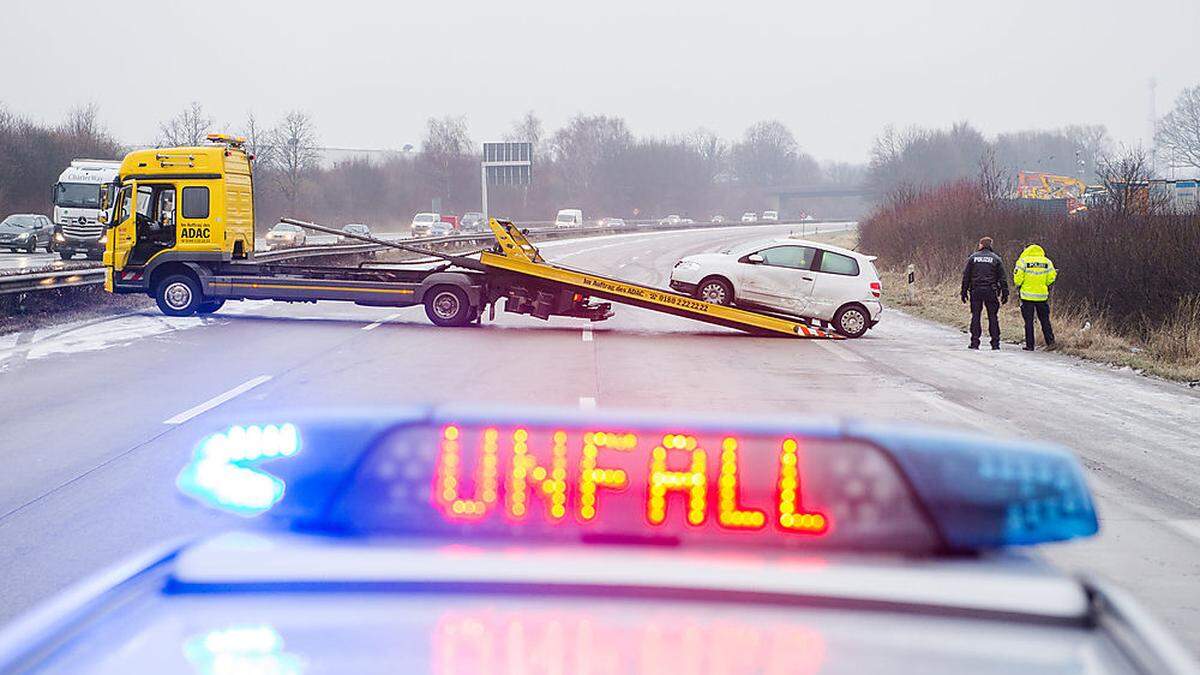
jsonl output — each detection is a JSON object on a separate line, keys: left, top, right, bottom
{"left": 103, "top": 134, "right": 255, "bottom": 294}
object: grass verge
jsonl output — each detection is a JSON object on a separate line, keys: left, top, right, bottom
{"left": 880, "top": 271, "right": 1200, "bottom": 383}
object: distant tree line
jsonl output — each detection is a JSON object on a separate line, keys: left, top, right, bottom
{"left": 4, "top": 83, "right": 1199, "bottom": 231}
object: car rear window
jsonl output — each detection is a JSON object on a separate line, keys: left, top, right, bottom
{"left": 819, "top": 251, "right": 860, "bottom": 276}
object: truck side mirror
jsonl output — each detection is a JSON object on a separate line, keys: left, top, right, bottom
{"left": 98, "top": 211, "right": 109, "bottom": 225}
{"left": 100, "top": 184, "right": 111, "bottom": 211}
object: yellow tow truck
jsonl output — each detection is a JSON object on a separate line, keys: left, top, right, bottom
{"left": 101, "top": 135, "right": 839, "bottom": 338}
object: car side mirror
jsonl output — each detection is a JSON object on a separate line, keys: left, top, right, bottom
{"left": 746, "top": 254, "right": 764, "bottom": 264}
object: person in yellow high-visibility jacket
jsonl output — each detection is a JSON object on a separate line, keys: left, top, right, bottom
{"left": 1013, "top": 244, "right": 1057, "bottom": 351}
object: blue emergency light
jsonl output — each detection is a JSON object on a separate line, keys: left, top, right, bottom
{"left": 177, "top": 408, "right": 1098, "bottom": 553}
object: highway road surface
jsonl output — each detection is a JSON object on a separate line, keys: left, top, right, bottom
{"left": 1, "top": 225, "right": 1199, "bottom": 653}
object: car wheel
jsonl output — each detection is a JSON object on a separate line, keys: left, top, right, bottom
{"left": 197, "top": 299, "right": 225, "bottom": 314}
{"left": 695, "top": 277, "right": 733, "bottom": 306}
{"left": 155, "top": 274, "right": 202, "bottom": 317}
{"left": 833, "top": 304, "right": 870, "bottom": 339}
{"left": 25, "top": 240, "right": 36, "bottom": 253}
{"left": 45, "top": 240, "right": 54, "bottom": 253}
{"left": 59, "top": 251, "right": 73, "bottom": 260}
{"left": 424, "top": 285, "right": 472, "bottom": 327}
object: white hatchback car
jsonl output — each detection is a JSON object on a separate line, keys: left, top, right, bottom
{"left": 670, "top": 237, "right": 882, "bottom": 337}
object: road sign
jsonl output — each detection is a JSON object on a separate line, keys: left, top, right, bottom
{"left": 483, "top": 142, "right": 532, "bottom": 187}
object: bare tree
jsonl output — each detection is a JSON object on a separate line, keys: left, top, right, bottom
{"left": 1096, "top": 146, "right": 1163, "bottom": 217}
{"left": 978, "top": 147, "right": 1011, "bottom": 203}
{"left": 732, "top": 120, "right": 805, "bottom": 186}
{"left": 504, "top": 110, "right": 544, "bottom": 156}
{"left": 551, "top": 114, "right": 633, "bottom": 198}
{"left": 687, "top": 128, "right": 728, "bottom": 183}
{"left": 421, "top": 115, "right": 473, "bottom": 202}
{"left": 158, "top": 101, "right": 213, "bottom": 146}
{"left": 268, "top": 111, "right": 321, "bottom": 211}
{"left": 241, "top": 112, "right": 275, "bottom": 169}
{"left": 1156, "top": 84, "right": 1200, "bottom": 173}
{"left": 1062, "top": 124, "right": 1111, "bottom": 179}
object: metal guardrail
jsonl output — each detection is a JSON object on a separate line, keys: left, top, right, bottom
{"left": 0, "top": 268, "right": 107, "bottom": 295}
{"left": 0, "top": 219, "right": 851, "bottom": 296}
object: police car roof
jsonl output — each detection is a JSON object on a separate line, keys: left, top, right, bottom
{"left": 0, "top": 531, "right": 1180, "bottom": 675}
{"left": 0, "top": 409, "right": 1194, "bottom": 673}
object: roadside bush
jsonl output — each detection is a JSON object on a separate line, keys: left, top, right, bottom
{"left": 860, "top": 181, "right": 1200, "bottom": 378}
{"left": 861, "top": 183, "right": 1200, "bottom": 331}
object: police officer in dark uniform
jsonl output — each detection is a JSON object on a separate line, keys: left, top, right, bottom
{"left": 960, "top": 236, "right": 1008, "bottom": 350}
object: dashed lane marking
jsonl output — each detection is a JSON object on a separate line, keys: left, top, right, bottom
{"left": 362, "top": 312, "right": 405, "bottom": 331}
{"left": 582, "top": 328, "right": 593, "bottom": 342}
{"left": 163, "top": 375, "right": 272, "bottom": 425}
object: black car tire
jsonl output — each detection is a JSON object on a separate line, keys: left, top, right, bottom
{"left": 45, "top": 240, "right": 54, "bottom": 253}
{"left": 424, "top": 285, "right": 472, "bottom": 327}
{"left": 695, "top": 277, "right": 733, "bottom": 306}
{"left": 25, "top": 240, "right": 36, "bottom": 253}
{"left": 155, "top": 274, "right": 202, "bottom": 317}
{"left": 59, "top": 251, "right": 73, "bottom": 260}
{"left": 833, "top": 304, "right": 870, "bottom": 339}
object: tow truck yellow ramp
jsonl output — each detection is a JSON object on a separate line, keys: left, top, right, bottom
{"left": 482, "top": 219, "right": 843, "bottom": 339}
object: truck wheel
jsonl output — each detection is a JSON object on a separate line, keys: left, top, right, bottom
{"left": 833, "top": 304, "right": 870, "bottom": 339}
{"left": 197, "top": 299, "right": 226, "bottom": 314}
{"left": 424, "top": 285, "right": 471, "bottom": 327}
{"left": 695, "top": 277, "right": 733, "bottom": 306}
{"left": 156, "top": 274, "right": 202, "bottom": 317}
{"left": 59, "top": 251, "right": 73, "bottom": 260}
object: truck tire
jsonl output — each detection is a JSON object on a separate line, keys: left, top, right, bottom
{"left": 833, "top": 304, "right": 870, "bottom": 339}
{"left": 197, "top": 299, "right": 226, "bottom": 314}
{"left": 156, "top": 274, "right": 202, "bottom": 317}
{"left": 424, "top": 285, "right": 472, "bottom": 327}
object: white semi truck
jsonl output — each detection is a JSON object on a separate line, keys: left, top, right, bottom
{"left": 52, "top": 159, "right": 121, "bottom": 260}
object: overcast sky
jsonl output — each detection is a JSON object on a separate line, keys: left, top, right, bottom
{"left": 3, "top": 0, "right": 1198, "bottom": 163}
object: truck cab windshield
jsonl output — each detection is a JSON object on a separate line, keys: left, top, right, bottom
{"left": 54, "top": 183, "right": 102, "bottom": 208}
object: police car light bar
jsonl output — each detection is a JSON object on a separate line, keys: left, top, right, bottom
{"left": 176, "top": 408, "right": 1099, "bottom": 553}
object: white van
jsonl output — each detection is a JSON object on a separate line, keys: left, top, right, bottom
{"left": 52, "top": 159, "right": 121, "bottom": 260}
{"left": 555, "top": 209, "right": 583, "bottom": 228}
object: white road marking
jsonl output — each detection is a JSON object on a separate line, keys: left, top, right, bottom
{"left": 582, "top": 327, "right": 593, "bottom": 342}
{"left": 579, "top": 396, "right": 596, "bottom": 410}
{"left": 362, "top": 312, "right": 405, "bottom": 331}
{"left": 812, "top": 339, "right": 864, "bottom": 362}
{"left": 163, "top": 375, "right": 272, "bottom": 425}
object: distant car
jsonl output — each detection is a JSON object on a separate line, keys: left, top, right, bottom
{"left": 460, "top": 212, "right": 486, "bottom": 232}
{"left": 555, "top": 208, "right": 584, "bottom": 228}
{"left": 429, "top": 220, "right": 454, "bottom": 237}
{"left": 597, "top": 217, "right": 626, "bottom": 228}
{"left": 762, "top": 210, "right": 779, "bottom": 222}
{"left": 741, "top": 212, "right": 757, "bottom": 222}
{"left": 410, "top": 212, "right": 440, "bottom": 238}
{"left": 669, "top": 236, "right": 883, "bottom": 338}
{"left": 338, "top": 223, "right": 371, "bottom": 243}
{"left": 658, "top": 214, "right": 683, "bottom": 226}
{"left": 710, "top": 215, "right": 725, "bottom": 224}
{"left": 0, "top": 214, "right": 54, "bottom": 253}
{"left": 265, "top": 222, "right": 306, "bottom": 249}
{"left": 440, "top": 215, "right": 459, "bottom": 230}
